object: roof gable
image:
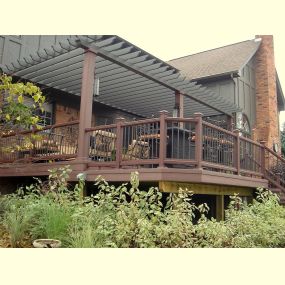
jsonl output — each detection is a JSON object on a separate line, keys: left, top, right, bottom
{"left": 168, "top": 39, "right": 261, "bottom": 81}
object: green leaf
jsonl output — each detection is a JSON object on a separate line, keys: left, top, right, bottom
{"left": 18, "top": 95, "right": 24, "bottom": 104}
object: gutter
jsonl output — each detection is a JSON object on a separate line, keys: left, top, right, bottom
{"left": 191, "top": 70, "right": 240, "bottom": 84}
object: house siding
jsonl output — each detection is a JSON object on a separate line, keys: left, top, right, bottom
{"left": 235, "top": 57, "right": 256, "bottom": 128}
{"left": 200, "top": 57, "right": 256, "bottom": 132}
{"left": 0, "top": 35, "right": 72, "bottom": 65}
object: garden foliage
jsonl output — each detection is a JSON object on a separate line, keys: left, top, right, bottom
{"left": 1, "top": 166, "right": 285, "bottom": 248}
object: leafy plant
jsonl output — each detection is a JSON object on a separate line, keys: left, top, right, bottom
{"left": 0, "top": 74, "right": 45, "bottom": 135}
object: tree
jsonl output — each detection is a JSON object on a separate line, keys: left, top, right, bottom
{"left": 0, "top": 74, "right": 45, "bottom": 136}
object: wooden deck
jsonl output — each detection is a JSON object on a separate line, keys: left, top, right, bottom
{"left": 0, "top": 112, "right": 284, "bottom": 195}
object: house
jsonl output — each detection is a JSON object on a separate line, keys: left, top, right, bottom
{"left": 0, "top": 35, "right": 284, "bottom": 220}
{"left": 168, "top": 35, "right": 285, "bottom": 150}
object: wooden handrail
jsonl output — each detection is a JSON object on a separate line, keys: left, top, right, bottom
{"left": 1, "top": 120, "right": 79, "bottom": 138}
{"left": 122, "top": 118, "right": 160, "bottom": 127}
{"left": 264, "top": 146, "right": 285, "bottom": 164}
{"left": 166, "top": 117, "right": 197, "bottom": 123}
{"left": 240, "top": 135, "right": 263, "bottom": 147}
{"left": 202, "top": 121, "right": 237, "bottom": 136}
{"left": 85, "top": 124, "right": 117, "bottom": 132}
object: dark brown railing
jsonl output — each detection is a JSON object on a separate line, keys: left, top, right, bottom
{"left": 263, "top": 145, "right": 285, "bottom": 192}
{"left": 0, "top": 121, "right": 79, "bottom": 163}
{"left": 202, "top": 121, "right": 235, "bottom": 171}
{"left": 165, "top": 117, "right": 196, "bottom": 166}
{"left": 239, "top": 136, "right": 263, "bottom": 176}
{"left": 84, "top": 112, "right": 265, "bottom": 177}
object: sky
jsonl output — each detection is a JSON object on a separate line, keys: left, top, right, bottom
{"left": 3, "top": 0, "right": 285, "bottom": 128}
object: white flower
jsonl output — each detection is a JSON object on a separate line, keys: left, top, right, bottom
{"left": 77, "top": 173, "right": 86, "bottom": 181}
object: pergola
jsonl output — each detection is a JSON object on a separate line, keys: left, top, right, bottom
{"left": 2, "top": 35, "right": 242, "bottom": 158}
{"left": 3, "top": 35, "right": 240, "bottom": 119}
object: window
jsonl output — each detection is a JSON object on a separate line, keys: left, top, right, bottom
{"left": 35, "top": 109, "right": 53, "bottom": 126}
{"left": 33, "top": 101, "right": 53, "bottom": 127}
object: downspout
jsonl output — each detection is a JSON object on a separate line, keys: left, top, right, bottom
{"left": 230, "top": 73, "right": 238, "bottom": 130}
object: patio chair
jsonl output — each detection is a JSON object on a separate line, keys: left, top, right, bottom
{"left": 89, "top": 130, "right": 116, "bottom": 161}
{"left": 124, "top": 139, "right": 150, "bottom": 160}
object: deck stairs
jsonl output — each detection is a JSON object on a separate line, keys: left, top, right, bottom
{"left": 263, "top": 146, "right": 285, "bottom": 205}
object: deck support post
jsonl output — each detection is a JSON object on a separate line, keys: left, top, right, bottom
{"left": 159, "top": 110, "right": 168, "bottom": 168}
{"left": 216, "top": 195, "right": 225, "bottom": 221}
{"left": 115, "top": 117, "right": 126, "bottom": 168}
{"left": 234, "top": 129, "right": 240, "bottom": 175}
{"left": 194, "top": 112, "right": 203, "bottom": 170}
{"left": 77, "top": 50, "right": 96, "bottom": 161}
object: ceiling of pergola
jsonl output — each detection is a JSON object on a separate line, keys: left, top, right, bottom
{"left": 3, "top": 35, "right": 240, "bottom": 118}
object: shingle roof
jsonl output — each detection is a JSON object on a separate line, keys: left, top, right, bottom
{"left": 168, "top": 39, "right": 261, "bottom": 81}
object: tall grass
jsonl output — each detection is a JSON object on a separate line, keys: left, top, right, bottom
{"left": 31, "top": 202, "right": 73, "bottom": 244}
{"left": 2, "top": 206, "right": 31, "bottom": 247}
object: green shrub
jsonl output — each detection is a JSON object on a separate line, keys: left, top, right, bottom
{"left": 192, "top": 189, "right": 285, "bottom": 248}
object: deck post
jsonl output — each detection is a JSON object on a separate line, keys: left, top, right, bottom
{"left": 115, "top": 117, "right": 125, "bottom": 168}
{"left": 260, "top": 140, "right": 266, "bottom": 177}
{"left": 234, "top": 129, "right": 240, "bottom": 175}
{"left": 227, "top": 115, "right": 234, "bottom": 131}
{"left": 216, "top": 195, "right": 225, "bottom": 221}
{"left": 77, "top": 49, "right": 96, "bottom": 161}
{"left": 159, "top": 110, "right": 168, "bottom": 168}
{"left": 175, "top": 91, "right": 184, "bottom": 128}
{"left": 175, "top": 90, "right": 184, "bottom": 118}
{"left": 194, "top": 112, "right": 203, "bottom": 170}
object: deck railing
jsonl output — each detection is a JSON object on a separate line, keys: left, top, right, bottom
{"left": 0, "top": 121, "right": 79, "bottom": 163}
{"left": 202, "top": 121, "right": 235, "bottom": 171}
{"left": 2, "top": 112, "right": 285, "bottom": 194}
{"left": 263, "top": 145, "right": 285, "bottom": 192}
{"left": 84, "top": 112, "right": 279, "bottom": 181}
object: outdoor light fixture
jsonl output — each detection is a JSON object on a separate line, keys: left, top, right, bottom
{"left": 172, "top": 104, "right": 179, "bottom": 118}
{"left": 93, "top": 77, "right": 100, "bottom": 97}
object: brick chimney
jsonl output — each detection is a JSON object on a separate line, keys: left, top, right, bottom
{"left": 253, "top": 35, "right": 280, "bottom": 150}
